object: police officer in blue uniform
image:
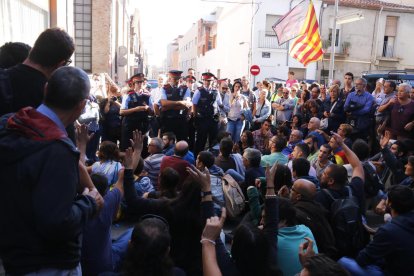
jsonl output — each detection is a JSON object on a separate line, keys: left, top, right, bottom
{"left": 120, "top": 73, "right": 152, "bottom": 151}
{"left": 192, "top": 72, "right": 223, "bottom": 155}
{"left": 159, "top": 70, "right": 192, "bottom": 141}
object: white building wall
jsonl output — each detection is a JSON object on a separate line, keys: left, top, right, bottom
{"left": 319, "top": 5, "right": 414, "bottom": 80}
{"left": 178, "top": 23, "right": 198, "bottom": 74}
{"left": 251, "top": 0, "right": 320, "bottom": 82}
{"left": 198, "top": 4, "right": 251, "bottom": 81}
{"left": 196, "top": 0, "right": 320, "bottom": 84}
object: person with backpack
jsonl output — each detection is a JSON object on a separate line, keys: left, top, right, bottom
{"left": 314, "top": 132, "right": 369, "bottom": 258}
{"left": 339, "top": 185, "right": 414, "bottom": 276}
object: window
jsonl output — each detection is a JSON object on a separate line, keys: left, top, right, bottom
{"left": 328, "top": 29, "right": 339, "bottom": 47}
{"left": 265, "top": 14, "right": 280, "bottom": 36}
{"left": 262, "top": 52, "right": 271, "bottom": 58}
{"left": 74, "top": 0, "right": 92, "bottom": 72}
{"left": 383, "top": 16, "right": 398, "bottom": 58}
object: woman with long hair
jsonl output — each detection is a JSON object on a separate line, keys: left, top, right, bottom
{"left": 237, "top": 130, "right": 254, "bottom": 155}
{"left": 251, "top": 89, "right": 271, "bottom": 131}
{"left": 227, "top": 81, "right": 249, "bottom": 142}
{"left": 88, "top": 141, "right": 122, "bottom": 186}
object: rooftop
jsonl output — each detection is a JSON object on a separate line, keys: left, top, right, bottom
{"left": 323, "top": 0, "right": 414, "bottom": 12}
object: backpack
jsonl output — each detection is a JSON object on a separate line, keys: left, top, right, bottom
{"left": 222, "top": 174, "right": 245, "bottom": 218}
{"left": 0, "top": 69, "right": 13, "bottom": 116}
{"left": 323, "top": 186, "right": 368, "bottom": 257}
{"left": 362, "top": 161, "right": 384, "bottom": 197}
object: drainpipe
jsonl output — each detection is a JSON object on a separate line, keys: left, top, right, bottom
{"left": 371, "top": 6, "right": 383, "bottom": 71}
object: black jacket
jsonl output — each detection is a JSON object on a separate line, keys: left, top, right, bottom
{"left": 0, "top": 108, "right": 97, "bottom": 274}
{"left": 294, "top": 200, "right": 337, "bottom": 259}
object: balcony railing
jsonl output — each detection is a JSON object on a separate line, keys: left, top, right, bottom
{"left": 258, "top": 30, "right": 287, "bottom": 50}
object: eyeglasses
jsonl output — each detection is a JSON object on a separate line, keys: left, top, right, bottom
{"left": 222, "top": 87, "right": 229, "bottom": 90}
{"left": 134, "top": 81, "right": 144, "bottom": 84}
{"left": 64, "top": 59, "right": 72, "bottom": 66}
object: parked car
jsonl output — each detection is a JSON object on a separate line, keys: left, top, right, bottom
{"left": 362, "top": 70, "right": 414, "bottom": 92}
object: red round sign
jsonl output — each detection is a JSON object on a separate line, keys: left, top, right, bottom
{"left": 250, "top": 65, "right": 260, "bottom": 76}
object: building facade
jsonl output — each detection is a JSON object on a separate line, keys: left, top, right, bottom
{"left": 318, "top": 0, "right": 414, "bottom": 82}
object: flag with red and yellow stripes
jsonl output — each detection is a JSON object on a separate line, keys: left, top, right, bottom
{"left": 273, "top": 0, "right": 323, "bottom": 66}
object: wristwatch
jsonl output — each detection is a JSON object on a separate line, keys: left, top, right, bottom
{"left": 201, "top": 191, "right": 212, "bottom": 198}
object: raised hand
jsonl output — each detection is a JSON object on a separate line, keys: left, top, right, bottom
{"left": 201, "top": 208, "right": 227, "bottom": 242}
{"left": 265, "top": 162, "right": 278, "bottom": 189}
{"left": 123, "top": 147, "right": 134, "bottom": 170}
{"left": 380, "top": 130, "right": 391, "bottom": 148}
{"left": 330, "top": 131, "right": 344, "bottom": 146}
{"left": 298, "top": 237, "right": 316, "bottom": 266}
{"left": 129, "top": 130, "right": 143, "bottom": 154}
{"left": 187, "top": 165, "right": 211, "bottom": 192}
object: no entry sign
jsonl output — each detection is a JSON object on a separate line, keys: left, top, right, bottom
{"left": 250, "top": 65, "right": 260, "bottom": 76}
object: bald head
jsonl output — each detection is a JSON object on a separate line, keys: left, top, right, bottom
{"left": 290, "top": 179, "right": 317, "bottom": 202}
{"left": 308, "top": 117, "right": 321, "bottom": 131}
{"left": 174, "top": 141, "right": 189, "bottom": 157}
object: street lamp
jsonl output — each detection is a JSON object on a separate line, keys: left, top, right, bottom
{"left": 239, "top": 41, "right": 252, "bottom": 78}
{"left": 328, "top": 0, "right": 364, "bottom": 83}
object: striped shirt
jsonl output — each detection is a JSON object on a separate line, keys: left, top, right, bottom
{"left": 144, "top": 153, "right": 165, "bottom": 188}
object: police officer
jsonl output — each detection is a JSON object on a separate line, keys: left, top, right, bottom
{"left": 120, "top": 73, "right": 152, "bottom": 151}
{"left": 159, "top": 70, "right": 192, "bottom": 141}
{"left": 192, "top": 72, "right": 223, "bottom": 155}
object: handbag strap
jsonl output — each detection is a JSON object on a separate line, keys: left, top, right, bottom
{"left": 329, "top": 100, "right": 338, "bottom": 113}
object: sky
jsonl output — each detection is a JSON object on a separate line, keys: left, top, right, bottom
{"left": 134, "top": 0, "right": 224, "bottom": 67}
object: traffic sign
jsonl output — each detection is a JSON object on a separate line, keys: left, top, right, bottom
{"left": 250, "top": 65, "right": 260, "bottom": 76}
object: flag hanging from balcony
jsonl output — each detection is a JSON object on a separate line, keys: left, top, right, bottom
{"left": 273, "top": 0, "right": 323, "bottom": 66}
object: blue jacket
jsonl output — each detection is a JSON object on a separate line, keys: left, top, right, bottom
{"left": 0, "top": 108, "right": 97, "bottom": 274}
{"left": 356, "top": 211, "right": 414, "bottom": 275}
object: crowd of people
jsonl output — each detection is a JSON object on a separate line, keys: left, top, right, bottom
{"left": 0, "top": 27, "right": 414, "bottom": 276}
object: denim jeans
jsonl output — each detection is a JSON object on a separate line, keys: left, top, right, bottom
{"left": 227, "top": 119, "right": 244, "bottom": 143}
{"left": 338, "top": 257, "right": 384, "bottom": 276}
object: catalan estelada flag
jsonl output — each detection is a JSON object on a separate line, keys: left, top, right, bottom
{"left": 273, "top": 0, "right": 323, "bottom": 66}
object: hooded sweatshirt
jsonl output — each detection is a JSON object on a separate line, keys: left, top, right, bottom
{"left": 356, "top": 211, "right": 414, "bottom": 275}
{"left": 0, "top": 107, "right": 96, "bottom": 274}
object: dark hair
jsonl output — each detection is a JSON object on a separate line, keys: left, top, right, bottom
{"left": 242, "top": 130, "right": 254, "bottom": 147}
{"left": 123, "top": 218, "right": 173, "bottom": 276}
{"left": 292, "top": 158, "right": 310, "bottom": 177}
{"left": 220, "top": 137, "right": 234, "bottom": 158}
{"left": 385, "top": 80, "right": 397, "bottom": 91}
{"left": 292, "top": 114, "right": 303, "bottom": 127}
{"left": 198, "top": 151, "right": 215, "bottom": 168}
{"left": 321, "top": 143, "right": 332, "bottom": 152}
{"left": 394, "top": 140, "right": 408, "bottom": 156}
{"left": 273, "top": 164, "right": 293, "bottom": 191}
{"left": 134, "top": 157, "right": 144, "bottom": 175}
{"left": 295, "top": 143, "right": 310, "bottom": 158}
{"left": 289, "top": 71, "right": 295, "bottom": 75}
{"left": 303, "top": 254, "right": 350, "bottom": 276}
{"left": 278, "top": 197, "right": 297, "bottom": 226}
{"left": 231, "top": 223, "right": 279, "bottom": 276}
{"left": 217, "top": 131, "right": 231, "bottom": 143}
{"left": 159, "top": 167, "right": 179, "bottom": 199}
{"left": 345, "top": 72, "right": 354, "bottom": 80}
{"left": 277, "top": 126, "right": 290, "bottom": 139}
{"left": 310, "top": 84, "right": 320, "bottom": 94}
{"left": 352, "top": 139, "right": 370, "bottom": 160}
{"left": 0, "top": 42, "right": 31, "bottom": 68}
{"left": 387, "top": 185, "right": 414, "bottom": 214}
{"left": 301, "top": 90, "right": 311, "bottom": 101}
{"left": 90, "top": 173, "right": 109, "bottom": 196}
{"left": 28, "top": 28, "right": 74, "bottom": 67}
{"left": 274, "top": 136, "right": 287, "bottom": 152}
{"left": 326, "top": 164, "right": 348, "bottom": 187}
{"left": 44, "top": 67, "right": 90, "bottom": 110}
{"left": 162, "top": 132, "right": 176, "bottom": 143}
{"left": 232, "top": 80, "right": 243, "bottom": 92}
{"left": 97, "top": 141, "right": 120, "bottom": 161}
